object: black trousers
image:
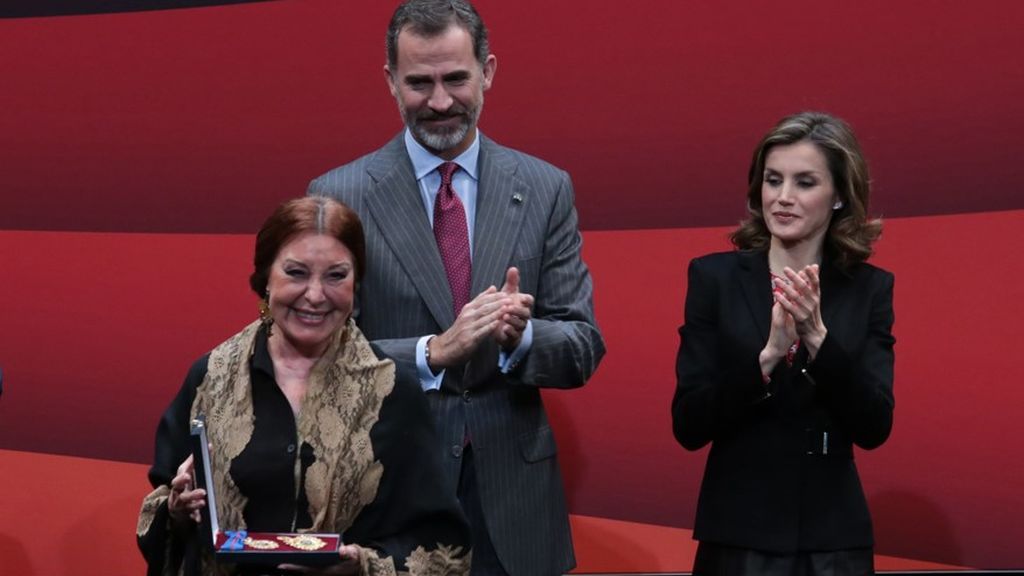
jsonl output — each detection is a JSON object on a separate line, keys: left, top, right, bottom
{"left": 693, "top": 541, "right": 875, "bottom": 576}
{"left": 458, "top": 443, "right": 509, "bottom": 576}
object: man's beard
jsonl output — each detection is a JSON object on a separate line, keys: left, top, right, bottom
{"left": 399, "top": 95, "right": 483, "bottom": 154}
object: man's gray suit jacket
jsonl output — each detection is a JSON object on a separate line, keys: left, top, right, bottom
{"left": 308, "top": 133, "right": 605, "bottom": 576}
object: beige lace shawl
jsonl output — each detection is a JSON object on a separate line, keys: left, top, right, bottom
{"left": 139, "top": 319, "right": 469, "bottom": 575}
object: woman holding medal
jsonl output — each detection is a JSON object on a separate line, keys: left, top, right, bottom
{"left": 138, "top": 197, "right": 471, "bottom": 575}
{"left": 672, "top": 112, "right": 895, "bottom": 575}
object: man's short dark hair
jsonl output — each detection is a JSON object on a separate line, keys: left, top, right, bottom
{"left": 386, "top": 0, "right": 490, "bottom": 69}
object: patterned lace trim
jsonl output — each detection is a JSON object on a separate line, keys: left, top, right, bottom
{"left": 193, "top": 318, "right": 395, "bottom": 534}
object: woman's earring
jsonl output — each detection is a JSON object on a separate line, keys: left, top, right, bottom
{"left": 833, "top": 200, "right": 844, "bottom": 210}
{"left": 259, "top": 290, "right": 274, "bottom": 337}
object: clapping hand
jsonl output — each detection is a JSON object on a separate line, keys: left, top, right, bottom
{"left": 773, "top": 265, "right": 827, "bottom": 357}
{"left": 429, "top": 287, "right": 507, "bottom": 369}
{"left": 495, "top": 267, "right": 534, "bottom": 351}
{"left": 760, "top": 264, "right": 828, "bottom": 375}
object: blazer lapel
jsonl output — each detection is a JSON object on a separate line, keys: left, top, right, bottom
{"left": 818, "top": 259, "right": 847, "bottom": 330}
{"left": 364, "top": 134, "right": 455, "bottom": 327}
{"left": 471, "top": 136, "right": 528, "bottom": 295}
{"left": 738, "top": 251, "right": 773, "bottom": 343}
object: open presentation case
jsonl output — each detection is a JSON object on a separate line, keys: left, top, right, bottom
{"left": 190, "top": 417, "right": 342, "bottom": 567}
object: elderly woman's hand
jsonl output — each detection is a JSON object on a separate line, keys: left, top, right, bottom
{"left": 278, "top": 544, "right": 361, "bottom": 574}
{"left": 167, "top": 454, "right": 206, "bottom": 524}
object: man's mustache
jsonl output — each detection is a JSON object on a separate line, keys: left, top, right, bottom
{"left": 416, "top": 108, "right": 468, "bottom": 121}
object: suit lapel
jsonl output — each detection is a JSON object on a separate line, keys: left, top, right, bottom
{"left": 471, "top": 136, "right": 528, "bottom": 295}
{"left": 738, "top": 251, "right": 772, "bottom": 343}
{"left": 364, "top": 134, "right": 455, "bottom": 327}
{"left": 818, "top": 259, "right": 847, "bottom": 330}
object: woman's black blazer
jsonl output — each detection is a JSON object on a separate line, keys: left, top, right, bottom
{"left": 672, "top": 250, "right": 895, "bottom": 553}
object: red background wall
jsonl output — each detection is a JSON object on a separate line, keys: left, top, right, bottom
{"left": 1, "top": 1, "right": 1023, "bottom": 573}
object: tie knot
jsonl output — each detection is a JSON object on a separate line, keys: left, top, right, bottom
{"left": 438, "top": 161, "right": 458, "bottom": 185}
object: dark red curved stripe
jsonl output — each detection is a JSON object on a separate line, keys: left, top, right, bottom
{"left": 0, "top": 0, "right": 269, "bottom": 18}
{"left": 1, "top": 1, "right": 1022, "bottom": 233}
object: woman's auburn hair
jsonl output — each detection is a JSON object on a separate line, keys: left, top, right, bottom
{"left": 249, "top": 196, "right": 366, "bottom": 298}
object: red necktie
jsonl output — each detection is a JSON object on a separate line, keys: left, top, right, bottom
{"left": 433, "top": 162, "right": 472, "bottom": 316}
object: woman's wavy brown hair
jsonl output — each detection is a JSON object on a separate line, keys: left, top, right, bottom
{"left": 730, "top": 111, "right": 882, "bottom": 272}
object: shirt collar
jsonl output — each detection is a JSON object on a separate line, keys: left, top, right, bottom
{"left": 404, "top": 128, "right": 481, "bottom": 182}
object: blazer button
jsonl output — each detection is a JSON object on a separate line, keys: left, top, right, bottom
{"left": 286, "top": 443, "right": 296, "bottom": 454}
{"left": 462, "top": 390, "right": 471, "bottom": 403}
{"left": 451, "top": 444, "right": 463, "bottom": 458}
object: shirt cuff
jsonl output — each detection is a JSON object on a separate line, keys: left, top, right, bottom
{"left": 415, "top": 335, "right": 444, "bottom": 392}
{"left": 498, "top": 320, "right": 533, "bottom": 373}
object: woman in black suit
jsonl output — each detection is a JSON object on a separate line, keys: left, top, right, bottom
{"left": 672, "top": 111, "right": 895, "bottom": 575}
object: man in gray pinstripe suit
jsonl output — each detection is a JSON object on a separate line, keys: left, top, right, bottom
{"left": 308, "top": 1, "right": 604, "bottom": 574}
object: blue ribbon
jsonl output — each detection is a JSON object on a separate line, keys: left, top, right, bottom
{"left": 221, "top": 530, "right": 248, "bottom": 551}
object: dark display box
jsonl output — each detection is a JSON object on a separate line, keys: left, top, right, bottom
{"left": 190, "top": 418, "right": 342, "bottom": 566}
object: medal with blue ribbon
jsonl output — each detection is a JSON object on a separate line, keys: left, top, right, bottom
{"left": 221, "top": 530, "right": 248, "bottom": 551}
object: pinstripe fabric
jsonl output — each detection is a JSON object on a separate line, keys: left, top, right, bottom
{"left": 308, "top": 133, "right": 605, "bottom": 576}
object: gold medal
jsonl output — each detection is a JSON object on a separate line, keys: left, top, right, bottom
{"left": 277, "top": 534, "right": 327, "bottom": 551}
{"left": 243, "top": 537, "right": 279, "bottom": 550}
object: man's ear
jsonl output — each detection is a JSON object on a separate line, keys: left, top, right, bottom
{"left": 481, "top": 55, "right": 497, "bottom": 91}
{"left": 384, "top": 65, "right": 398, "bottom": 97}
